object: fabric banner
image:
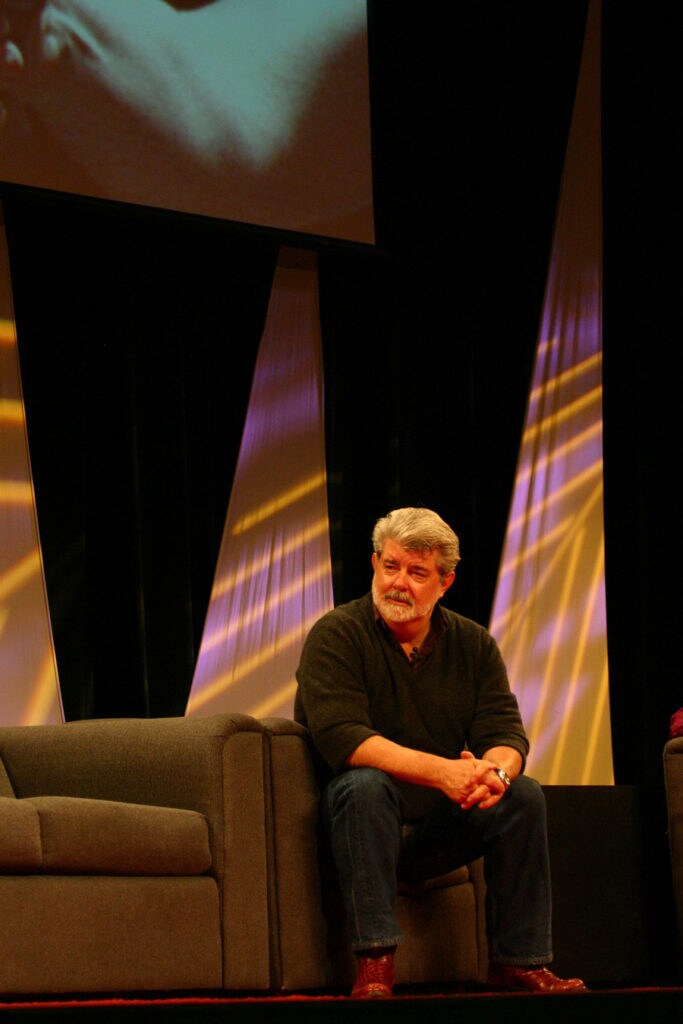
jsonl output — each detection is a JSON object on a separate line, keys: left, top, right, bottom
{"left": 489, "top": 0, "right": 613, "bottom": 784}
{"left": 0, "top": 202, "right": 63, "bottom": 725}
{"left": 186, "top": 247, "right": 333, "bottom": 719}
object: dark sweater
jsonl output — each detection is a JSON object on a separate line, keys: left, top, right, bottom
{"left": 294, "top": 592, "right": 529, "bottom": 817}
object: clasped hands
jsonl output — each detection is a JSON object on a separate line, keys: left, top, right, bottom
{"left": 445, "top": 750, "right": 508, "bottom": 811}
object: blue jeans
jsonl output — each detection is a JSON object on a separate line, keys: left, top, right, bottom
{"left": 322, "top": 767, "right": 553, "bottom": 965}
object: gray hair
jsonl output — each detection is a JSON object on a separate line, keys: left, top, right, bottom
{"left": 372, "top": 507, "right": 461, "bottom": 576}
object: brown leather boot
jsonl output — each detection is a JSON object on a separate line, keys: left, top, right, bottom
{"left": 487, "top": 964, "right": 587, "bottom": 993}
{"left": 350, "top": 951, "right": 396, "bottom": 998}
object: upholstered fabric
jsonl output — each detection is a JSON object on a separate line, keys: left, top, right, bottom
{"left": 0, "top": 875, "right": 222, "bottom": 993}
{"left": 22, "top": 796, "right": 211, "bottom": 875}
{"left": 0, "top": 714, "right": 272, "bottom": 994}
{"left": 0, "top": 756, "right": 14, "bottom": 798}
{"left": 0, "top": 796, "right": 42, "bottom": 870}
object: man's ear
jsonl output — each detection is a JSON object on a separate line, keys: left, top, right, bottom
{"left": 440, "top": 570, "right": 456, "bottom": 596}
{"left": 371, "top": 552, "right": 378, "bottom": 571}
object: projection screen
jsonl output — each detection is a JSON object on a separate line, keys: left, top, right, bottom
{"left": 0, "top": 0, "right": 374, "bottom": 244}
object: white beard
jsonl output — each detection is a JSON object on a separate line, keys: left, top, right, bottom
{"left": 372, "top": 580, "right": 435, "bottom": 623}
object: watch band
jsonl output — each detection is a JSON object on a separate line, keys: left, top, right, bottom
{"left": 493, "top": 767, "right": 512, "bottom": 789}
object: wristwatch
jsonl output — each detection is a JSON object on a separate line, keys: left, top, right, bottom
{"left": 493, "top": 767, "right": 512, "bottom": 789}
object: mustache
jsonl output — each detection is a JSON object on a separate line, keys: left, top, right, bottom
{"left": 382, "top": 590, "right": 413, "bottom": 606}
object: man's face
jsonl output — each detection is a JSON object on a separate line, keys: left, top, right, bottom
{"left": 371, "top": 538, "right": 455, "bottom": 625}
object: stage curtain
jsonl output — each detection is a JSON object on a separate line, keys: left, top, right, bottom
{"left": 0, "top": 203, "right": 63, "bottom": 725}
{"left": 488, "top": 0, "right": 612, "bottom": 784}
{"left": 186, "top": 247, "right": 333, "bottom": 719}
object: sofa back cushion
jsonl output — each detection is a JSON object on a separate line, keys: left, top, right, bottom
{"left": 0, "top": 756, "right": 15, "bottom": 798}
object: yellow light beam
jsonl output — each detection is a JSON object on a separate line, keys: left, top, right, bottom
{"left": 0, "top": 549, "right": 42, "bottom": 602}
{"left": 0, "top": 480, "right": 35, "bottom": 504}
{"left": 514, "top": 421, "right": 603, "bottom": 487}
{"left": 582, "top": 661, "right": 612, "bottom": 785}
{"left": 0, "top": 319, "right": 16, "bottom": 343}
{"left": 547, "top": 535, "right": 606, "bottom": 783}
{"left": 526, "top": 525, "right": 585, "bottom": 756}
{"left": 504, "top": 605, "right": 535, "bottom": 701}
{"left": 0, "top": 399, "right": 26, "bottom": 425}
{"left": 498, "top": 512, "right": 578, "bottom": 582}
{"left": 506, "top": 458, "right": 602, "bottom": 537}
{"left": 201, "top": 559, "right": 332, "bottom": 654}
{"left": 247, "top": 679, "right": 298, "bottom": 719}
{"left": 491, "top": 480, "right": 604, "bottom": 637}
{"left": 522, "top": 385, "right": 603, "bottom": 446}
{"left": 230, "top": 472, "right": 327, "bottom": 536}
{"left": 211, "top": 517, "right": 330, "bottom": 600}
{"left": 528, "top": 352, "right": 602, "bottom": 403}
{"left": 20, "top": 647, "right": 63, "bottom": 726}
{"left": 187, "top": 609, "right": 323, "bottom": 713}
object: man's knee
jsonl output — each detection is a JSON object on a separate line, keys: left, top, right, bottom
{"left": 325, "top": 767, "right": 402, "bottom": 817}
{"left": 506, "top": 774, "right": 547, "bottom": 824}
{"left": 511, "top": 773, "right": 545, "bottom": 803}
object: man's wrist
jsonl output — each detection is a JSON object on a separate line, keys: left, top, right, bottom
{"left": 491, "top": 766, "right": 512, "bottom": 789}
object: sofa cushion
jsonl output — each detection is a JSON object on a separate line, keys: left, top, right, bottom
{"left": 0, "top": 797, "right": 42, "bottom": 870}
{"left": 0, "top": 756, "right": 15, "bottom": 798}
{"left": 0, "top": 796, "right": 212, "bottom": 876}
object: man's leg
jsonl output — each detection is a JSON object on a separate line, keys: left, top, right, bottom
{"left": 322, "top": 767, "right": 403, "bottom": 997}
{"left": 398, "top": 775, "right": 586, "bottom": 992}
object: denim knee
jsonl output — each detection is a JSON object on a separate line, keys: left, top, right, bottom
{"left": 325, "top": 767, "right": 403, "bottom": 820}
{"left": 508, "top": 774, "right": 547, "bottom": 818}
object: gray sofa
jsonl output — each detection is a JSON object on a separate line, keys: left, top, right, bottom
{"left": 664, "top": 736, "right": 683, "bottom": 973}
{"left": 0, "top": 713, "right": 487, "bottom": 995}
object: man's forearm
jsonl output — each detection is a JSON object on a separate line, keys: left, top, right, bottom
{"left": 346, "top": 735, "right": 450, "bottom": 787}
{"left": 482, "top": 745, "right": 523, "bottom": 780}
{"left": 345, "top": 735, "right": 504, "bottom": 805}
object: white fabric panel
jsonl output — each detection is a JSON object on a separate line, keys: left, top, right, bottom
{"left": 186, "top": 247, "right": 333, "bottom": 719}
{"left": 489, "top": 0, "right": 613, "bottom": 784}
{"left": 0, "top": 203, "right": 63, "bottom": 725}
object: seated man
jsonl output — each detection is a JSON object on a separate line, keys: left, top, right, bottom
{"left": 295, "top": 507, "right": 587, "bottom": 998}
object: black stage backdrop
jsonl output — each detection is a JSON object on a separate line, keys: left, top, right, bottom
{"left": 1, "top": 2, "right": 680, "bottom": 788}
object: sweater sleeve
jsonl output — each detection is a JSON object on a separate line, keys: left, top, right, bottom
{"left": 466, "top": 627, "right": 529, "bottom": 767}
{"left": 295, "top": 605, "right": 380, "bottom": 772}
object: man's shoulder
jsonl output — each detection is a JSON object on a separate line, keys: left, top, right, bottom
{"left": 438, "top": 606, "right": 499, "bottom": 647}
{"left": 439, "top": 605, "right": 488, "bottom": 634}
{"left": 307, "top": 593, "right": 374, "bottom": 636}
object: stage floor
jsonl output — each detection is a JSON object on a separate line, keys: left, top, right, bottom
{"left": 1, "top": 985, "right": 682, "bottom": 1024}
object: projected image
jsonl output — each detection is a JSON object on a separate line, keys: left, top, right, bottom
{"left": 0, "top": 0, "right": 373, "bottom": 243}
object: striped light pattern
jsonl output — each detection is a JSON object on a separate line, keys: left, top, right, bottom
{"left": 186, "top": 247, "right": 333, "bottom": 719}
{"left": 0, "top": 205, "right": 63, "bottom": 725}
{"left": 489, "top": 0, "right": 613, "bottom": 784}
